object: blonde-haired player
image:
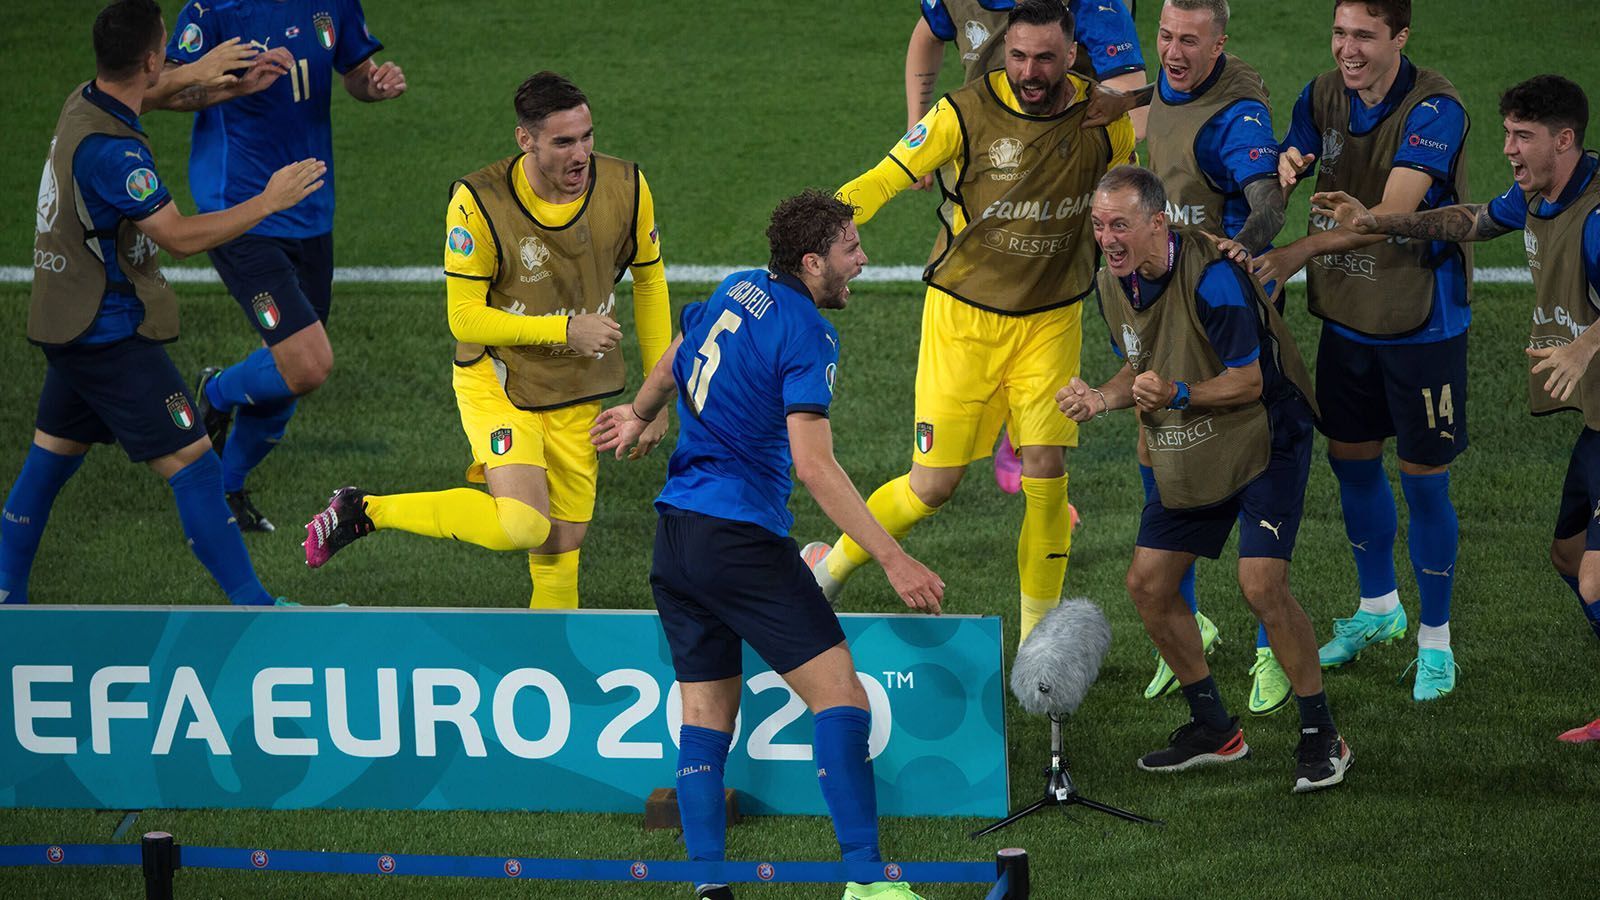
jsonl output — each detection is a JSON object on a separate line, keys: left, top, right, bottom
{"left": 303, "top": 72, "right": 671, "bottom": 608}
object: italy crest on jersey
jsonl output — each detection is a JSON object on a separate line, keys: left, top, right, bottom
{"left": 915, "top": 421, "right": 934, "bottom": 454}
{"left": 166, "top": 394, "right": 195, "bottom": 430}
{"left": 490, "top": 428, "right": 513, "bottom": 455}
{"left": 313, "top": 12, "right": 335, "bottom": 50}
{"left": 252, "top": 292, "right": 281, "bottom": 330}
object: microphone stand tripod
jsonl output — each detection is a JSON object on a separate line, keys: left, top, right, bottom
{"left": 971, "top": 715, "right": 1162, "bottom": 837}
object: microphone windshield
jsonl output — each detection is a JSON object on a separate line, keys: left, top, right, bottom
{"left": 1010, "top": 599, "right": 1111, "bottom": 717}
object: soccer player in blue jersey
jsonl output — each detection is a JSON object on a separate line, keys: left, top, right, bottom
{"left": 591, "top": 191, "right": 943, "bottom": 900}
{"left": 160, "top": 0, "right": 404, "bottom": 532}
{"left": 1257, "top": 0, "right": 1470, "bottom": 701}
{"left": 1312, "top": 75, "right": 1600, "bottom": 740}
{"left": 2, "top": 0, "right": 323, "bottom": 606}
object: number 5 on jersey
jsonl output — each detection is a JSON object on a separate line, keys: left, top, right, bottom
{"left": 686, "top": 309, "right": 743, "bottom": 415}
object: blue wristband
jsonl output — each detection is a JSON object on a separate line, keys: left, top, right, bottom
{"left": 1168, "top": 381, "right": 1191, "bottom": 410}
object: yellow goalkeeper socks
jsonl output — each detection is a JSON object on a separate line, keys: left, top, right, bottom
{"left": 1017, "top": 474, "right": 1070, "bottom": 644}
{"left": 529, "top": 549, "right": 580, "bottom": 609}
{"left": 366, "top": 489, "right": 550, "bottom": 552}
{"left": 826, "top": 474, "right": 938, "bottom": 582}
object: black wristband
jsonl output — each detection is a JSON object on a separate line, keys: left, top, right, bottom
{"left": 630, "top": 403, "right": 657, "bottom": 423}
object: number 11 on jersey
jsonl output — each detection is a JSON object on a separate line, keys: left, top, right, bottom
{"left": 686, "top": 309, "right": 743, "bottom": 415}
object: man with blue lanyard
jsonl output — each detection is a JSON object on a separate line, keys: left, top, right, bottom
{"left": 161, "top": 0, "right": 404, "bottom": 532}
{"left": 1259, "top": 0, "right": 1470, "bottom": 702}
{"left": 1313, "top": 75, "right": 1600, "bottom": 740}
{"left": 591, "top": 191, "right": 944, "bottom": 900}
{"left": 2, "top": 0, "right": 323, "bottom": 606}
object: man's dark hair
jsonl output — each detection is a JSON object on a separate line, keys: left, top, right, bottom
{"left": 1006, "top": 0, "right": 1075, "bottom": 38}
{"left": 94, "top": 0, "right": 164, "bottom": 81}
{"left": 1500, "top": 75, "right": 1589, "bottom": 146}
{"left": 1097, "top": 165, "right": 1169, "bottom": 219}
{"left": 1333, "top": 0, "right": 1411, "bottom": 36}
{"left": 767, "top": 190, "right": 856, "bottom": 277}
{"left": 514, "top": 72, "right": 589, "bottom": 131}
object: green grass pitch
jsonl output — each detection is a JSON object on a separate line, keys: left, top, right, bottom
{"left": 2, "top": 1, "right": 1597, "bottom": 897}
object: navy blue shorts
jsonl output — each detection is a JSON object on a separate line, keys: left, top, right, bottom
{"left": 209, "top": 233, "right": 334, "bottom": 345}
{"left": 1555, "top": 428, "right": 1600, "bottom": 552}
{"left": 650, "top": 507, "right": 847, "bottom": 683}
{"left": 1315, "top": 326, "right": 1468, "bottom": 466}
{"left": 1138, "top": 395, "right": 1315, "bottom": 560}
{"left": 36, "top": 338, "right": 205, "bottom": 462}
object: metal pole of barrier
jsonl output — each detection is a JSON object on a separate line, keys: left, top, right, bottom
{"left": 141, "top": 832, "right": 178, "bottom": 900}
{"left": 996, "top": 848, "right": 1028, "bottom": 900}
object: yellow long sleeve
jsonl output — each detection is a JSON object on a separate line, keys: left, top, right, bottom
{"left": 629, "top": 172, "right": 672, "bottom": 374}
{"left": 445, "top": 276, "right": 569, "bottom": 346}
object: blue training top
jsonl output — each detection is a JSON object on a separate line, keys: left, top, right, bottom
{"left": 1156, "top": 57, "right": 1280, "bottom": 240}
{"left": 1487, "top": 151, "right": 1600, "bottom": 299}
{"left": 657, "top": 270, "right": 840, "bottom": 538}
{"left": 165, "top": 0, "right": 381, "bottom": 239}
{"left": 920, "top": 0, "right": 1146, "bottom": 79}
{"left": 63, "top": 83, "right": 173, "bottom": 344}
{"left": 1281, "top": 57, "right": 1470, "bottom": 346}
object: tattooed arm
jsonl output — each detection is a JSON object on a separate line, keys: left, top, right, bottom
{"left": 1311, "top": 191, "right": 1515, "bottom": 243}
{"left": 1230, "top": 178, "right": 1289, "bottom": 254}
{"left": 150, "top": 47, "right": 294, "bottom": 112}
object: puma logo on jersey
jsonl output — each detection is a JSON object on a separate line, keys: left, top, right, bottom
{"left": 1242, "top": 114, "right": 1265, "bottom": 127}
{"left": 1259, "top": 520, "right": 1282, "bottom": 539}
{"left": 1419, "top": 99, "right": 1442, "bottom": 113}
{"left": 123, "top": 150, "right": 143, "bottom": 160}
{"left": 191, "top": 2, "right": 209, "bottom": 17}
{"left": 458, "top": 204, "right": 473, "bottom": 224}
{"left": 247, "top": 37, "right": 271, "bottom": 53}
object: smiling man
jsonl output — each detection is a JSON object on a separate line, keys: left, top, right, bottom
{"left": 1311, "top": 76, "right": 1600, "bottom": 741}
{"left": 1059, "top": 166, "right": 1348, "bottom": 794}
{"left": 1138, "top": 0, "right": 1291, "bottom": 709}
{"left": 1265, "top": 0, "right": 1471, "bottom": 702}
{"left": 806, "top": 0, "right": 1136, "bottom": 646}
{"left": 303, "top": 72, "right": 672, "bottom": 610}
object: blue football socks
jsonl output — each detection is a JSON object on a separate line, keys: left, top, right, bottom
{"left": 813, "top": 706, "right": 880, "bottom": 863}
{"left": 0, "top": 445, "right": 85, "bottom": 603}
{"left": 1563, "top": 574, "right": 1600, "bottom": 640}
{"left": 205, "top": 346, "right": 296, "bottom": 413}
{"left": 168, "top": 453, "right": 273, "bottom": 606}
{"left": 676, "top": 724, "right": 733, "bottom": 881}
{"left": 1401, "top": 471, "right": 1458, "bottom": 629}
{"left": 1329, "top": 456, "right": 1399, "bottom": 599}
{"left": 222, "top": 399, "right": 296, "bottom": 493}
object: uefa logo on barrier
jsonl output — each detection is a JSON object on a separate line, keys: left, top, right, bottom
{"left": 630, "top": 861, "right": 648, "bottom": 879}
{"left": 504, "top": 858, "right": 522, "bottom": 877}
{"left": 251, "top": 850, "right": 269, "bottom": 869}
{"left": 46, "top": 846, "right": 63, "bottom": 864}
{"left": 757, "top": 862, "right": 776, "bottom": 881}
{"left": 884, "top": 863, "right": 903, "bottom": 881}
{"left": 377, "top": 854, "right": 396, "bottom": 874}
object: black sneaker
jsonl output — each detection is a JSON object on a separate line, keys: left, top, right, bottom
{"left": 1137, "top": 717, "right": 1250, "bottom": 772}
{"left": 194, "top": 366, "right": 232, "bottom": 453}
{"left": 227, "top": 490, "right": 275, "bottom": 533}
{"left": 1292, "top": 726, "right": 1352, "bottom": 793}
{"left": 304, "top": 487, "right": 374, "bottom": 568}
{"left": 695, "top": 885, "right": 734, "bottom": 900}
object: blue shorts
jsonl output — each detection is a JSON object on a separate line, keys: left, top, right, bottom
{"left": 1138, "top": 395, "right": 1315, "bottom": 560}
{"left": 209, "top": 233, "right": 334, "bottom": 345}
{"left": 1315, "top": 326, "right": 1468, "bottom": 466}
{"left": 650, "top": 507, "right": 846, "bottom": 682}
{"left": 1555, "top": 428, "right": 1600, "bottom": 552}
{"left": 36, "top": 338, "right": 205, "bottom": 462}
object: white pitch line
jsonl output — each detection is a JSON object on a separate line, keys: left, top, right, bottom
{"left": 0, "top": 264, "right": 1535, "bottom": 285}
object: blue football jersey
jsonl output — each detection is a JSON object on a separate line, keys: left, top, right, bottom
{"left": 65, "top": 84, "right": 173, "bottom": 344}
{"left": 656, "top": 270, "right": 840, "bottom": 537}
{"left": 919, "top": 0, "right": 1144, "bottom": 79}
{"left": 1157, "top": 59, "right": 1280, "bottom": 240}
{"left": 165, "top": 0, "right": 382, "bottom": 238}
{"left": 1489, "top": 153, "right": 1600, "bottom": 297}
{"left": 1282, "top": 58, "right": 1471, "bottom": 346}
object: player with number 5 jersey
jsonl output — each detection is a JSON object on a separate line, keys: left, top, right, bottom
{"left": 590, "top": 190, "right": 942, "bottom": 900}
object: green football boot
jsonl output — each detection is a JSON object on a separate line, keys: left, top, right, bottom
{"left": 843, "top": 882, "right": 926, "bottom": 900}
{"left": 1318, "top": 606, "right": 1408, "bottom": 668}
{"left": 1405, "top": 647, "right": 1458, "bottom": 701}
{"left": 1247, "top": 647, "right": 1291, "bottom": 716}
{"left": 1143, "top": 612, "right": 1221, "bottom": 699}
